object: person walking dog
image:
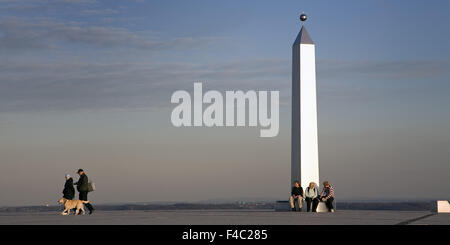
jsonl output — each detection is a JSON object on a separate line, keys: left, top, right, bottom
{"left": 74, "top": 169, "right": 95, "bottom": 215}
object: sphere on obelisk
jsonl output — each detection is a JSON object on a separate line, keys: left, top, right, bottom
{"left": 300, "top": 13, "right": 307, "bottom": 22}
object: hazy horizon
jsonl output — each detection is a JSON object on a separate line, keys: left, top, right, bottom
{"left": 1, "top": 0, "right": 450, "bottom": 206}
{"left": 2, "top": 196, "right": 445, "bottom": 208}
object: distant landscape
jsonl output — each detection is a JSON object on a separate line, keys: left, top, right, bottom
{"left": 0, "top": 201, "right": 437, "bottom": 213}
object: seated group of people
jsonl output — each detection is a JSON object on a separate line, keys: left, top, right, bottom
{"left": 289, "top": 181, "right": 334, "bottom": 212}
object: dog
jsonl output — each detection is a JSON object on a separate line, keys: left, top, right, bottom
{"left": 58, "top": 197, "right": 89, "bottom": 215}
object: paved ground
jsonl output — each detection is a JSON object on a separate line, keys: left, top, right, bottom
{"left": 1, "top": 210, "right": 449, "bottom": 225}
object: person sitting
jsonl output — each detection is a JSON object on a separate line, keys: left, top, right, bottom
{"left": 289, "top": 180, "right": 304, "bottom": 212}
{"left": 319, "top": 181, "right": 335, "bottom": 212}
{"left": 305, "top": 182, "right": 319, "bottom": 212}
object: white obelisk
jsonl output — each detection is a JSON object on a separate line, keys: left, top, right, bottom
{"left": 291, "top": 14, "right": 320, "bottom": 189}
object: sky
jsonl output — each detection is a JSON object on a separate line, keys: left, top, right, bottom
{"left": 1, "top": 0, "right": 450, "bottom": 206}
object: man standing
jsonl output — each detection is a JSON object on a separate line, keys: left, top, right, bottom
{"left": 74, "top": 169, "right": 95, "bottom": 214}
{"left": 319, "top": 181, "right": 335, "bottom": 212}
{"left": 289, "top": 180, "right": 304, "bottom": 212}
{"left": 62, "top": 174, "right": 75, "bottom": 200}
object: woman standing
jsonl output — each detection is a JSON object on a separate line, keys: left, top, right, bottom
{"left": 62, "top": 174, "right": 75, "bottom": 200}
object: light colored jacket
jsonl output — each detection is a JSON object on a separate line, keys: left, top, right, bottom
{"left": 305, "top": 186, "right": 318, "bottom": 198}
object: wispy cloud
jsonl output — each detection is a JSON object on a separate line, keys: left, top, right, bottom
{"left": 0, "top": 0, "right": 98, "bottom": 11}
{"left": 81, "top": 8, "right": 119, "bottom": 15}
{"left": 53, "top": 0, "right": 98, "bottom": 3}
{"left": 0, "top": 18, "right": 220, "bottom": 50}
{"left": 318, "top": 59, "right": 450, "bottom": 80}
{"left": 2, "top": 57, "right": 449, "bottom": 113}
{"left": 0, "top": 59, "right": 290, "bottom": 113}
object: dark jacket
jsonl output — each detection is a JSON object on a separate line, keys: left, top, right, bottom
{"left": 75, "top": 173, "right": 89, "bottom": 192}
{"left": 62, "top": 178, "right": 75, "bottom": 200}
{"left": 291, "top": 186, "right": 304, "bottom": 197}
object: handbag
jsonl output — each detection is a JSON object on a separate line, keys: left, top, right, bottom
{"left": 88, "top": 182, "right": 95, "bottom": 192}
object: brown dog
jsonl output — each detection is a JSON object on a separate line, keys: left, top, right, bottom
{"left": 58, "top": 197, "right": 89, "bottom": 215}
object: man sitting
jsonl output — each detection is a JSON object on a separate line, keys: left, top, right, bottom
{"left": 319, "top": 181, "right": 335, "bottom": 212}
{"left": 289, "top": 180, "right": 304, "bottom": 212}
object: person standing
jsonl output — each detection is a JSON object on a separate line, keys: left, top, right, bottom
{"left": 289, "top": 180, "right": 304, "bottom": 212}
{"left": 62, "top": 174, "right": 75, "bottom": 200}
{"left": 74, "top": 169, "right": 95, "bottom": 214}
{"left": 319, "top": 181, "right": 335, "bottom": 212}
{"left": 305, "top": 182, "right": 319, "bottom": 212}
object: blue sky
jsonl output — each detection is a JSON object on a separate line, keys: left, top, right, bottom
{"left": 1, "top": 0, "right": 450, "bottom": 205}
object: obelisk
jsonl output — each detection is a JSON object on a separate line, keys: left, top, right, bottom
{"left": 291, "top": 13, "right": 320, "bottom": 189}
